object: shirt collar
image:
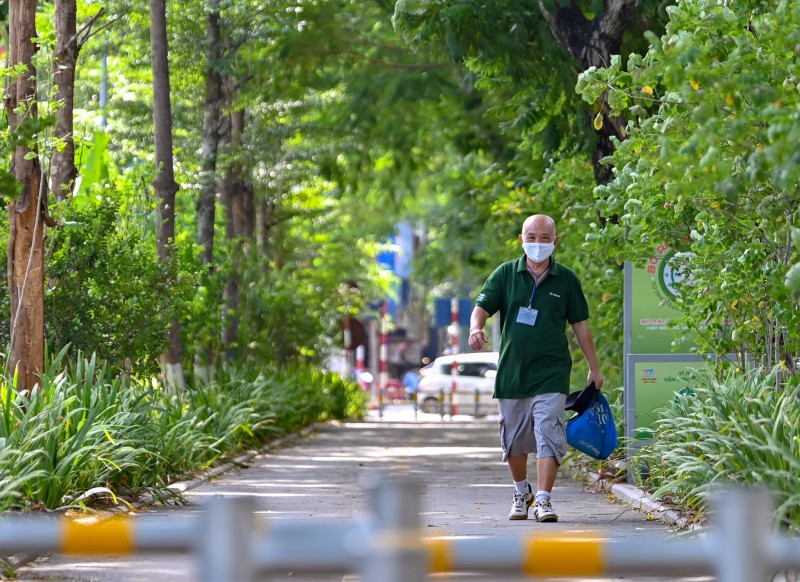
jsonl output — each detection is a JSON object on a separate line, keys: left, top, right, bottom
{"left": 516, "top": 255, "right": 561, "bottom": 276}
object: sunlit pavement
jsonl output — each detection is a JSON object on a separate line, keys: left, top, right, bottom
{"left": 14, "top": 403, "right": 712, "bottom": 581}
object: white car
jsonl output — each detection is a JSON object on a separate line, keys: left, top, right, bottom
{"left": 416, "top": 352, "right": 499, "bottom": 416}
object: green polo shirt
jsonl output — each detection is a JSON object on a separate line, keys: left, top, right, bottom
{"left": 475, "top": 255, "right": 589, "bottom": 398}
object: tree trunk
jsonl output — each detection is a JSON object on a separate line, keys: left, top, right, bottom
{"left": 194, "top": 0, "right": 224, "bottom": 379}
{"left": 150, "top": 0, "right": 184, "bottom": 389}
{"left": 197, "top": 0, "right": 223, "bottom": 267}
{"left": 227, "top": 111, "right": 254, "bottom": 241}
{"left": 221, "top": 164, "right": 239, "bottom": 361}
{"left": 539, "top": 0, "right": 635, "bottom": 188}
{"left": 50, "top": 0, "right": 78, "bottom": 201}
{"left": 6, "top": 0, "right": 45, "bottom": 393}
{"left": 221, "top": 108, "right": 253, "bottom": 361}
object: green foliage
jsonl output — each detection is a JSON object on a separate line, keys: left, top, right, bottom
{"left": 787, "top": 228, "right": 800, "bottom": 302}
{"left": 578, "top": 0, "right": 800, "bottom": 368}
{"left": 209, "top": 191, "right": 390, "bottom": 365}
{"left": 0, "top": 353, "right": 150, "bottom": 508}
{"left": 0, "top": 443, "right": 47, "bottom": 512}
{"left": 388, "top": 0, "right": 664, "bottom": 391}
{"left": 411, "top": 147, "right": 624, "bottom": 387}
{"left": 6, "top": 0, "right": 800, "bottom": 530}
{"left": 393, "top": 0, "right": 666, "bottom": 172}
{"left": 0, "top": 349, "right": 366, "bottom": 510}
{"left": 74, "top": 132, "right": 116, "bottom": 197}
{"left": 634, "top": 368, "right": 800, "bottom": 530}
{"left": 68, "top": 0, "right": 469, "bottom": 371}
{"left": 44, "top": 191, "right": 192, "bottom": 374}
{"left": 0, "top": 0, "right": 456, "bottom": 377}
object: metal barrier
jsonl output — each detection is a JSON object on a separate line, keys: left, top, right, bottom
{"left": 413, "top": 388, "right": 486, "bottom": 420}
{"left": 406, "top": 387, "right": 492, "bottom": 420}
{"left": 3, "top": 480, "right": 799, "bottom": 581}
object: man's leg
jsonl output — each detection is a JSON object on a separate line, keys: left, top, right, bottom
{"left": 507, "top": 453, "right": 533, "bottom": 520}
{"left": 499, "top": 398, "right": 536, "bottom": 520}
{"left": 508, "top": 453, "right": 528, "bottom": 482}
{"left": 536, "top": 456, "right": 558, "bottom": 492}
{"left": 531, "top": 393, "right": 567, "bottom": 523}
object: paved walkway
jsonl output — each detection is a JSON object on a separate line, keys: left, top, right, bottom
{"left": 13, "top": 416, "right": 709, "bottom": 581}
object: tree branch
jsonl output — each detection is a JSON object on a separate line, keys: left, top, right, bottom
{"left": 84, "top": 14, "right": 125, "bottom": 45}
{"left": 78, "top": 10, "right": 127, "bottom": 51}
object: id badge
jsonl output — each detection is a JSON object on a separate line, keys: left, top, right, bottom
{"left": 516, "top": 307, "right": 538, "bottom": 327}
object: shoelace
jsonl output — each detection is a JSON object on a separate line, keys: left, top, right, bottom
{"left": 513, "top": 494, "right": 528, "bottom": 507}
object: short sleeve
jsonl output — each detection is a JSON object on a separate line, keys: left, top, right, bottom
{"left": 475, "top": 265, "right": 504, "bottom": 316}
{"left": 566, "top": 274, "right": 590, "bottom": 324}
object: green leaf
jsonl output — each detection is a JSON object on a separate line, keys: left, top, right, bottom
{"left": 785, "top": 263, "right": 800, "bottom": 301}
{"left": 74, "top": 132, "right": 111, "bottom": 197}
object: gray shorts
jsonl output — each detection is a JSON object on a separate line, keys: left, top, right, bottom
{"left": 497, "top": 392, "right": 567, "bottom": 464}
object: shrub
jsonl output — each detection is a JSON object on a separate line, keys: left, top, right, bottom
{"left": 44, "top": 196, "right": 193, "bottom": 374}
{"left": 634, "top": 368, "right": 800, "bottom": 530}
{"left": 0, "top": 350, "right": 366, "bottom": 510}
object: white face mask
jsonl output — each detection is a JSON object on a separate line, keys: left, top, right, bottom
{"left": 523, "top": 242, "right": 555, "bottom": 263}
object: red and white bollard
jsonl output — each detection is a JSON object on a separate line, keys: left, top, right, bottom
{"left": 450, "top": 298, "right": 459, "bottom": 418}
{"left": 378, "top": 301, "right": 388, "bottom": 419}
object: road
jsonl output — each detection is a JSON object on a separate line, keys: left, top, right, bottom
{"left": 13, "top": 405, "right": 710, "bottom": 581}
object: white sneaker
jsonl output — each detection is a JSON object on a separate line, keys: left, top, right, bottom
{"left": 508, "top": 484, "right": 533, "bottom": 520}
{"left": 533, "top": 498, "right": 558, "bottom": 522}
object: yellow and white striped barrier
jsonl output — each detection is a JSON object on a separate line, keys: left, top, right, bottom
{"left": 2, "top": 482, "right": 798, "bottom": 581}
{"left": 1, "top": 515, "right": 193, "bottom": 555}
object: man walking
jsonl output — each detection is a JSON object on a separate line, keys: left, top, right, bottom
{"left": 468, "top": 214, "right": 604, "bottom": 522}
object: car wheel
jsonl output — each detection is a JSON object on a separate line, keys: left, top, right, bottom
{"left": 420, "top": 397, "right": 441, "bottom": 414}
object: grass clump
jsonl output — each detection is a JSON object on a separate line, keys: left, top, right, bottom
{"left": 0, "top": 349, "right": 367, "bottom": 511}
{"left": 633, "top": 368, "right": 800, "bottom": 530}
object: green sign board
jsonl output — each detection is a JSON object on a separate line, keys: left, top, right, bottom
{"left": 628, "top": 243, "right": 695, "bottom": 354}
{"left": 629, "top": 357, "right": 707, "bottom": 439}
{"left": 624, "top": 245, "right": 706, "bottom": 462}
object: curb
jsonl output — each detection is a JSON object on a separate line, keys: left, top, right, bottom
{"left": 1, "top": 423, "right": 321, "bottom": 576}
{"left": 580, "top": 468, "right": 702, "bottom": 532}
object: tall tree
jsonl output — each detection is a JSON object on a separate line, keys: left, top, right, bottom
{"left": 50, "top": 0, "right": 78, "bottom": 201}
{"left": 150, "top": 0, "right": 184, "bottom": 389}
{"left": 221, "top": 107, "right": 254, "bottom": 360}
{"left": 538, "top": 0, "right": 637, "bottom": 187}
{"left": 577, "top": 0, "right": 800, "bottom": 371}
{"left": 392, "top": 0, "right": 664, "bottom": 187}
{"left": 6, "top": 0, "right": 45, "bottom": 392}
{"left": 50, "top": 2, "right": 105, "bottom": 201}
{"left": 197, "top": 0, "right": 223, "bottom": 267}
{"left": 192, "top": 0, "right": 225, "bottom": 378}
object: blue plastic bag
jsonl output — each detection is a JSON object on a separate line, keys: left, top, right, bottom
{"left": 565, "top": 389, "right": 618, "bottom": 460}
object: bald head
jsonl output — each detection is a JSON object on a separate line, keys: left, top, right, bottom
{"left": 521, "top": 214, "right": 556, "bottom": 239}
{"left": 519, "top": 214, "right": 559, "bottom": 264}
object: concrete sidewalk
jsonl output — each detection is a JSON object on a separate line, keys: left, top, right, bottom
{"left": 13, "top": 418, "right": 709, "bottom": 581}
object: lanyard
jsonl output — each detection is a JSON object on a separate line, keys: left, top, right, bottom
{"left": 526, "top": 266, "right": 548, "bottom": 307}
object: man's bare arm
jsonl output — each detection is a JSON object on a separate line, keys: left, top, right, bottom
{"left": 468, "top": 306, "right": 491, "bottom": 351}
{"left": 571, "top": 320, "right": 605, "bottom": 389}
